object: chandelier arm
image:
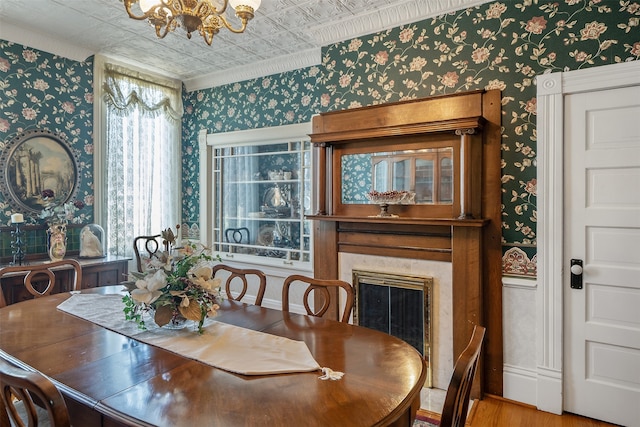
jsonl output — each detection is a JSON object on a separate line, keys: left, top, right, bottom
{"left": 217, "top": 15, "right": 248, "bottom": 34}
{"left": 123, "top": 0, "right": 257, "bottom": 44}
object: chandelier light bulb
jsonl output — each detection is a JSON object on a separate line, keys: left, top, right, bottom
{"left": 229, "top": 0, "right": 261, "bottom": 12}
{"left": 139, "top": 0, "right": 162, "bottom": 13}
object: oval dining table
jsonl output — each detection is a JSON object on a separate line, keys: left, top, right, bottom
{"left": 0, "top": 285, "right": 426, "bottom": 427}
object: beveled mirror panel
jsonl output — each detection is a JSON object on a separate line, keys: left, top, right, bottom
{"left": 342, "top": 147, "right": 454, "bottom": 205}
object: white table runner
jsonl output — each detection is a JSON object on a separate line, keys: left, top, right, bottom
{"left": 56, "top": 293, "right": 340, "bottom": 378}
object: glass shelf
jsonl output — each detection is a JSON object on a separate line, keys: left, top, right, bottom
{"left": 211, "top": 140, "right": 312, "bottom": 267}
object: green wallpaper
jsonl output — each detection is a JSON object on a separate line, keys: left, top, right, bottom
{"left": 0, "top": 43, "right": 94, "bottom": 257}
{"left": 182, "top": 0, "right": 639, "bottom": 277}
{"left": 1, "top": 1, "right": 638, "bottom": 274}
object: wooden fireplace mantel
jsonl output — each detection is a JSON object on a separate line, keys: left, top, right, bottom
{"left": 308, "top": 90, "right": 503, "bottom": 397}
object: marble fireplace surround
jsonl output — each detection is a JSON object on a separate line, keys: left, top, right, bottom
{"left": 340, "top": 253, "right": 453, "bottom": 389}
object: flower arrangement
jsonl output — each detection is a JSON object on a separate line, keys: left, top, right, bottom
{"left": 39, "top": 189, "right": 85, "bottom": 226}
{"left": 366, "top": 190, "right": 415, "bottom": 205}
{"left": 122, "top": 228, "right": 222, "bottom": 334}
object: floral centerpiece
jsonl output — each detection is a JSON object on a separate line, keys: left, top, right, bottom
{"left": 122, "top": 228, "right": 222, "bottom": 334}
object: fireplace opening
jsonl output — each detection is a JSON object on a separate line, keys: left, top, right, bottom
{"left": 353, "top": 269, "right": 433, "bottom": 387}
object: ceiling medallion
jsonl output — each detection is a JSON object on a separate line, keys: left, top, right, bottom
{"left": 123, "top": 0, "right": 261, "bottom": 46}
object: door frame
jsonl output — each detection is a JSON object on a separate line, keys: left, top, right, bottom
{"left": 536, "top": 60, "right": 640, "bottom": 414}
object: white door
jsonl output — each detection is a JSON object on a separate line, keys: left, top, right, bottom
{"left": 564, "top": 85, "right": 640, "bottom": 427}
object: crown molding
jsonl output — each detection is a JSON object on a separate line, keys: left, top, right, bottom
{"left": 183, "top": 48, "right": 321, "bottom": 92}
{"left": 0, "top": 20, "right": 93, "bottom": 62}
{"left": 309, "top": 0, "right": 489, "bottom": 46}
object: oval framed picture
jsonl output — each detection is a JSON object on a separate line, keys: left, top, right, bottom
{"left": 0, "top": 129, "right": 80, "bottom": 214}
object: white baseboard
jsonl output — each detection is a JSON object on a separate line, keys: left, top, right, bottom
{"left": 503, "top": 364, "right": 537, "bottom": 406}
{"left": 536, "top": 366, "right": 563, "bottom": 414}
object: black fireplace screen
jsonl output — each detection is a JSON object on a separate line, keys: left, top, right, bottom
{"left": 353, "top": 270, "right": 433, "bottom": 387}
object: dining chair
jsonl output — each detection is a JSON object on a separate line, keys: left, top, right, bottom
{"left": 439, "top": 324, "right": 486, "bottom": 427}
{"left": 0, "top": 357, "right": 71, "bottom": 427}
{"left": 212, "top": 264, "right": 267, "bottom": 306}
{"left": 133, "top": 234, "right": 167, "bottom": 272}
{"left": 0, "top": 259, "right": 82, "bottom": 308}
{"left": 281, "top": 274, "right": 354, "bottom": 323}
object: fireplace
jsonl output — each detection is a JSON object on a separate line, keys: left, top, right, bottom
{"left": 353, "top": 269, "right": 433, "bottom": 387}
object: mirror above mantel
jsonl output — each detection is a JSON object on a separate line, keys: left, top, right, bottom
{"left": 311, "top": 106, "right": 487, "bottom": 220}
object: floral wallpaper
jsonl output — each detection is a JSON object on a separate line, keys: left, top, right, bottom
{"left": 0, "top": 42, "right": 94, "bottom": 257}
{"left": 182, "top": 0, "right": 640, "bottom": 277}
{"left": 1, "top": 1, "right": 638, "bottom": 273}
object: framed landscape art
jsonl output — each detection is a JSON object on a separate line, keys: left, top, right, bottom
{"left": 0, "top": 129, "right": 80, "bottom": 215}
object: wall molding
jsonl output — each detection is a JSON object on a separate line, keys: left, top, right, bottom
{"left": 536, "top": 60, "right": 640, "bottom": 415}
{"left": 502, "top": 275, "right": 537, "bottom": 290}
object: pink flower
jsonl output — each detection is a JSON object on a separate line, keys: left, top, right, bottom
{"left": 0, "top": 118, "right": 9, "bottom": 132}
{"left": 525, "top": 16, "right": 547, "bottom": 35}
{"left": 485, "top": 2, "right": 506, "bottom": 19}
{"left": 338, "top": 73, "right": 352, "bottom": 88}
{"left": 22, "top": 50, "right": 38, "bottom": 63}
{"left": 0, "top": 57, "right": 10, "bottom": 72}
{"left": 441, "top": 71, "right": 459, "bottom": 88}
{"left": 409, "top": 56, "right": 427, "bottom": 71}
{"left": 34, "top": 79, "right": 49, "bottom": 91}
{"left": 524, "top": 179, "right": 537, "bottom": 196}
{"left": 524, "top": 98, "right": 537, "bottom": 114}
{"left": 399, "top": 28, "right": 414, "bottom": 43}
{"left": 320, "top": 93, "right": 330, "bottom": 107}
{"left": 580, "top": 21, "right": 607, "bottom": 40}
{"left": 61, "top": 101, "right": 75, "bottom": 114}
{"left": 374, "top": 51, "right": 389, "bottom": 66}
{"left": 471, "top": 47, "right": 490, "bottom": 64}
{"left": 22, "top": 108, "right": 37, "bottom": 120}
{"left": 575, "top": 51, "right": 589, "bottom": 62}
{"left": 631, "top": 42, "right": 640, "bottom": 57}
{"left": 348, "top": 39, "right": 363, "bottom": 52}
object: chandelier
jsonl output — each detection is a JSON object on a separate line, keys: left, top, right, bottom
{"left": 123, "top": 0, "right": 261, "bottom": 46}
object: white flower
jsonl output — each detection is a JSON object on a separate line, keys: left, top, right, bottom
{"left": 187, "top": 260, "right": 221, "bottom": 292}
{"left": 131, "top": 269, "right": 167, "bottom": 304}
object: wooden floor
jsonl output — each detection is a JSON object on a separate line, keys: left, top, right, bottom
{"left": 420, "top": 395, "right": 621, "bottom": 427}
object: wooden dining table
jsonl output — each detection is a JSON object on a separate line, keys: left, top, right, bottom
{"left": 0, "top": 286, "right": 426, "bottom": 426}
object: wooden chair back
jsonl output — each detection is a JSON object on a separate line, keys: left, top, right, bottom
{"left": 212, "top": 264, "right": 267, "bottom": 306}
{"left": 0, "top": 357, "right": 71, "bottom": 427}
{"left": 0, "top": 259, "right": 82, "bottom": 308}
{"left": 224, "top": 227, "right": 250, "bottom": 245}
{"left": 282, "top": 274, "right": 354, "bottom": 323}
{"left": 133, "top": 234, "right": 168, "bottom": 272}
{"left": 440, "top": 325, "right": 486, "bottom": 427}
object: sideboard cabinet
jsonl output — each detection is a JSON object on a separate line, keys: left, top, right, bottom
{"left": 0, "top": 256, "right": 129, "bottom": 306}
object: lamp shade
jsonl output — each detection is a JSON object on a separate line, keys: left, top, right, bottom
{"left": 229, "top": 0, "right": 261, "bottom": 12}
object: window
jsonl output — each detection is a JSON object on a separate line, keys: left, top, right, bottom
{"left": 94, "top": 56, "right": 182, "bottom": 259}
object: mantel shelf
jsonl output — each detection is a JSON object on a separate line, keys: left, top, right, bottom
{"left": 306, "top": 214, "right": 489, "bottom": 227}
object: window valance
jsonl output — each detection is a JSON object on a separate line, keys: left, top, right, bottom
{"left": 102, "top": 63, "right": 183, "bottom": 122}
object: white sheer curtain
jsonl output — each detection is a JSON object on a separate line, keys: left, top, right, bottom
{"left": 101, "top": 62, "right": 182, "bottom": 257}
